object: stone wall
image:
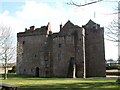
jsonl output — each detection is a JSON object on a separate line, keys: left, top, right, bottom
{"left": 83, "top": 20, "right": 106, "bottom": 77}
{"left": 52, "top": 36, "right": 75, "bottom": 77}
{"left": 17, "top": 26, "right": 48, "bottom": 77}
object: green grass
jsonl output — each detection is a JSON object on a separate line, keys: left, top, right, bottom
{"left": 1, "top": 74, "right": 120, "bottom": 90}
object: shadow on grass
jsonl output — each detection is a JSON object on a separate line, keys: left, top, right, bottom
{"left": 17, "top": 82, "right": 119, "bottom": 90}
{"left": 1, "top": 74, "right": 120, "bottom": 90}
{"left": 1, "top": 73, "right": 29, "bottom": 79}
{"left": 1, "top": 73, "right": 53, "bottom": 81}
{"left": 1, "top": 73, "right": 65, "bottom": 80}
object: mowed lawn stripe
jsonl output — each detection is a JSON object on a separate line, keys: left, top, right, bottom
{"left": 1, "top": 74, "right": 119, "bottom": 89}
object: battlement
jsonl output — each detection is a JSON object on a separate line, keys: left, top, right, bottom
{"left": 17, "top": 20, "right": 103, "bottom": 38}
{"left": 17, "top": 23, "right": 52, "bottom": 37}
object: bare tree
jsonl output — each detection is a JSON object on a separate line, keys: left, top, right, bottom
{"left": 0, "top": 25, "right": 15, "bottom": 79}
{"left": 105, "top": 19, "right": 119, "bottom": 42}
{"left": 67, "top": 0, "right": 103, "bottom": 7}
{"left": 67, "top": 0, "right": 119, "bottom": 41}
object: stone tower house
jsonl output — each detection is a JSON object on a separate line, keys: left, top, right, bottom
{"left": 17, "top": 20, "right": 106, "bottom": 78}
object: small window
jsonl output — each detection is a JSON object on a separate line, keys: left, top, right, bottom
{"left": 46, "top": 71, "right": 49, "bottom": 75}
{"left": 24, "top": 69, "right": 26, "bottom": 72}
{"left": 45, "top": 60, "right": 49, "bottom": 68}
{"left": 23, "top": 41, "right": 25, "bottom": 44}
{"left": 59, "top": 44, "right": 62, "bottom": 48}
{"left": 45, "top": 59, "right": 48, "bottom": 61}
{"left": 31, "top": 68, "right": 33, "bottom": 72}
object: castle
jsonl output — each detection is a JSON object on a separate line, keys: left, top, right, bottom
{"left": 17, "top": 20, "right": 106, "bottom": 78}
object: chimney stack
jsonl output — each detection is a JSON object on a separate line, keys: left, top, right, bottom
{"left": 60, "top": 24, "right": 62, "bottom": 31}
{"left": 30, "top": 26, "right": 35, "bottom": 31}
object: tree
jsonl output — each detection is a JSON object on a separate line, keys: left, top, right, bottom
{"left": 0, "top": 25, "right": 15, "bottom": 79}
{"left": 67, "top": 0, "right": 103, "bottom": 7}
{"left": 67, "top": 0, "right": 119, "bottom": 41}
{"left": 105, "top": 17, "right": 119, "bottom": 42}
{"left": 106, "top": 1, "right": 120, "bottom": 85}
{"left": 107, "top": 59, "right": 114, "bottom": 62}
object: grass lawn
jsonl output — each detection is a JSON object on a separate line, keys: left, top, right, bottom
{"left": 0, "top": 73, "right": 120, "bottom": 90}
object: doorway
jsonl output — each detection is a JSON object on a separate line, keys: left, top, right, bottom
{"left": 67, "top": 57, "right": 76, "bottom": 78}
{"left": 35, "top": 67, "right": 39, "bottom": 77}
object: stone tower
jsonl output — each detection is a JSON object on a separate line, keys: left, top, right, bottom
{"left": 83, "top": 20, "right": 106, "bottom": 77}
{"left": 52, "top": 20, "right": 84, "bottom": 78}
{"left": 17, "top": 23, "right": 53, "bottom": 77}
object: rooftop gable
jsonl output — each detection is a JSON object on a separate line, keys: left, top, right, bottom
{"left": 86, "top": 19, "right": 97, "bottom": 26}
{"left": 62, "top": 20, "right": 75, "bottom": 29}
{"left": 84, "top": 19, "right": 100, "bottom": 29}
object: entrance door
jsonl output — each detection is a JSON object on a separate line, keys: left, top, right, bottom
{"left": 35, "top": 67, "right": 39, "bottom": 77}
{"left": 67, "top": 57, "right": 75, "bottom": 78}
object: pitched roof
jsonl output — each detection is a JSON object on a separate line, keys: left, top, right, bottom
{"left": 62, "top": 20, "right": 74, "bottom": 28}
{"left": 86, "top": 19, "right": 97, "bottom": 26}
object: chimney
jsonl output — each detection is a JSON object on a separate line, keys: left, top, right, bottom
{"left": 25, "top": 28, "right": 27, "bottom": 31}
{"left": 47, "top": 22, "right": 51, "bottom": 31}
{"left": 30, "top": 26, "right": 35, "bottom": 30}
{"left": 60, "top": 24, "right": 62, "bottom": 31}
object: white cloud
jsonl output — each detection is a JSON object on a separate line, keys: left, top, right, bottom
{"left": 0, "top": 0, "right": 118, "bottom": 60}
{"left": 0, "top": 11, "right": 24, "bottom": 35}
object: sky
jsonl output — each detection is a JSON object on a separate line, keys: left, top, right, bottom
{"left": 0, "top": 0, "right": 119, "bottom": 60}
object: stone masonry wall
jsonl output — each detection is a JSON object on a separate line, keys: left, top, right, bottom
{"left": 84, "top": 24, "right": 106, "bottom": 77}
{"left": 52, "top": 36, "right": 75, "bottom": 77}
{"left": 17, "top": 34, "right": 48, "bottom": 77}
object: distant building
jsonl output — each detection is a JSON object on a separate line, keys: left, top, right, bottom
{"left": 17, "top": 20, "right": 106, "bottom": 78}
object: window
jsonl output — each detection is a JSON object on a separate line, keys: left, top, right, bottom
{"left": 45, "top": 60, "right": 49, "bottom": 68}
{"left": 46, "top": 71, "right": 49, "bottom": 75}
{"left": 59, "top": 44, "right": 62, "bottom": 48}
{"left": 31, "top": 68, "right": 33, "bottom": 72}
{"left": 23, "top": 41, "right": 25, "bottom": 44}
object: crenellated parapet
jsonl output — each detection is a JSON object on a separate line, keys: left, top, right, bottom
{"left": 17, "top": 22, "right": 52, "bottom": 37}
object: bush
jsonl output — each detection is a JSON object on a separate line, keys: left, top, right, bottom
{"left": 116, "top": 78, "right": 120, "bottom": 84}
{"left": 106, "top": 64, "right": 118, "bottom": 70}
{"left": 8, "top": 65, "right": 16, "bottom": 73}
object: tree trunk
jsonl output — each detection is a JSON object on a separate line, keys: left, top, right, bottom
{"left": 4, "top": 58, "right": 7, "bottom": 79}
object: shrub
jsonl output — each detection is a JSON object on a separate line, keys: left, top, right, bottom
{"left": 106, "top": 64, "right": 118, "bottom": 70}
{"left": 8, "top": 65, "right": 16, "bottom": 73}
{"left": 116, "top": 78, "right": 120, "bottom": 84}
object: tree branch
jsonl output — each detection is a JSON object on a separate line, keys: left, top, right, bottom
{"left": 67, "top": 0, "right": 103, "bottom": 7}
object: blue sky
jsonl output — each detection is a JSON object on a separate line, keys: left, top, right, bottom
{"left": 0, "top": 0, "right": 118, "bottom": 15}
{"left": 0, "top": 2, "right": 24, "bottom": 14}
{"left": 0, "top": 0, "right": 119, "bottom": 60}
